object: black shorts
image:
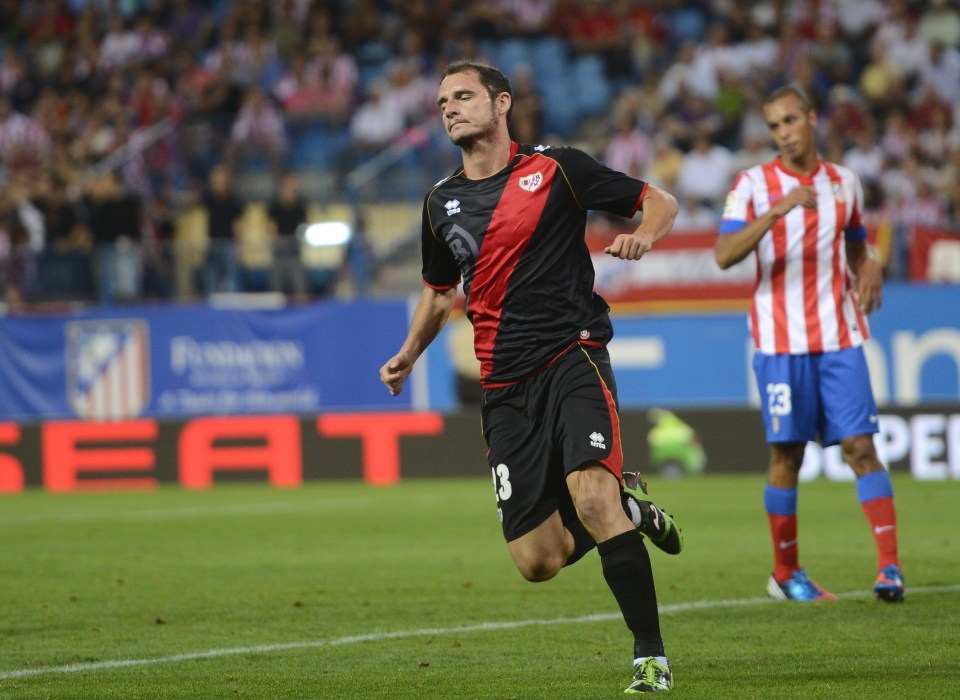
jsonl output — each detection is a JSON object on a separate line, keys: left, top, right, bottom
{"left": 481, "top": 343, "right": 624, "bottom": 542}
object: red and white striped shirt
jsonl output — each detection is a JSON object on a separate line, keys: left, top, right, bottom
{"left": 719, "top": 157, "right": 870, "bottom": 355}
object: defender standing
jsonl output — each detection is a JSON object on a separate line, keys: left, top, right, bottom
{"left": 715, "top": 84, "right": 904, "bottom": 603}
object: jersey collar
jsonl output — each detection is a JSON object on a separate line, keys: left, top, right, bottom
{"left": 774, "top": 155, "right": 823, "bottom": 183}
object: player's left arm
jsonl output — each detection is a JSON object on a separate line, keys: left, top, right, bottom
{"left": 846, "top": 236, "right": 883, "bottom": 314}
{"left": 844, "top": 173, "right": 882, "bottom": 314}
{"left": 605, "top": 184, "right": 679, "bottom": 260}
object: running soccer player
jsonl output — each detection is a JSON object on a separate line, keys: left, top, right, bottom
{"left": 715, "top": 83, "right": 904, "bottom": 603}
{"left": 380, "top": 61, "right": 682, "bottom": 693}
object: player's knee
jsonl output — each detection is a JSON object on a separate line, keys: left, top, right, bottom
{"left": 841, "top": 435, "right": 881, "bottom": 475}
{"left": 771, "top": 443, "right": 805, "bottom": 470}
{"left": 515, "top": 554, "right": 563, "bottom": 582}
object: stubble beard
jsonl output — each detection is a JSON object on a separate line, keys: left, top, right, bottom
{"left": 448, "top": 109, "right": 498, "bottom": 153}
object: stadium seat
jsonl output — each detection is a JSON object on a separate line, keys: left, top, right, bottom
{"left": 539, "top": 79, "right": 579, "bottom": 137}
{"left": 496, "top": 38, "right": 533, "bottom": 77}
{"left": 572, "top": 55, "right": 612, "bottom": 117}
{"left": 529, "top": 37, "right": 568, "bottom": 81}
{"left": 287, "top": 125, "right": 352, "bottom": 170}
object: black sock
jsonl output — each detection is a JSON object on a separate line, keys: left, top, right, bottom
{"left": 563, "top": 515, "right": 597, "bottom": 567}
{"left": 597, "top": 529, "right": 664, "bottom": 658}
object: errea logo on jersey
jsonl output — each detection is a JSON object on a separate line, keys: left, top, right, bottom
{"left": 445, "top": 199, "right": 461, "bottom": 216}
{"left": 518, "top": 172, "right": 543, "bottom": 192}
{"left": 589, "top": 432, "right": 605, "bottom": 449}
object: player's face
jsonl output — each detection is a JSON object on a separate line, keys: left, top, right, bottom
{"left": 763, "top": 94, "right": 817, "bottom": 163}
{"left": 437, "top": 70, "right": 502, "bottom": 147}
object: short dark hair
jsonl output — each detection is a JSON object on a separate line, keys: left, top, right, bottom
{"left": 442, "top": 60, "right": 514, "bottom": 120}
{"left": 765, "top": 83, "right": 814, "bottom": 112}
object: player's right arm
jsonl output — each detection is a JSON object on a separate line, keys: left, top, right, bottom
{"left": 714, "top": 185, "right": 817, "bottom": 269}
{"left": 380, "top": 285, "right": 458, "bottom": 396}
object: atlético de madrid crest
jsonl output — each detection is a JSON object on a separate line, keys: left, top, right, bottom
{"left": 66, "top": 319, "right": 151, "bottom": 420}
{"left": 518, "top": 172, "right": 543, "bottom": 192}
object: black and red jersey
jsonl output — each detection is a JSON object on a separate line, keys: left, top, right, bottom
{"left": 422, "top": 142, "right": 647, "bottom": 386}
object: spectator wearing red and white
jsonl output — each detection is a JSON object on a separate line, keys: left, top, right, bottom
{"left": 97, "top": 16, "right": 139, "bottom": 72}
{"left": 204, "top": 21, "right": 280, "bottom": 90}
{"left": 556, "top": 0, "right": 635, "bottom": 82}
{"left": 823, "top": 84, "right": 870, "bottom": 145}
{"left": 274, "top": 52, "right": 322, "bottom": 123}
{"left": 225, "top": 86, "right": 288, "bottom": 178}
{"left": 129, "top": 14, "right": 170, "bottom": 66}
{"left": 878, "top": 149, "right": 942, "bottom": 214}
{"left": 303, "top": 35, "right": 358, "bottom": 125}
{"left": 914, "top": 96, "right": 958, "bottom": 167}
{"left": 379, "top": 58, "right": 437, "bottom": 127}
{"left": 603, "top": 110, "right": 651, "bottom": 180}
{"left": 878, "top": 110, "right": 915, "bottom": 162}
{"left": 0, "top": 97, "right": 51, "bottom": 167}
{"left": 499, "top": 0, "right": 556, "bottom": 38}
{"left": 0, "top": 45, "right": 26, "bottom": 98}
{"left": 883, "top": 177, "right": 948, "bottom": 230}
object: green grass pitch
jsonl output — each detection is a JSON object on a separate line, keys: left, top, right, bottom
{"left": 1, "top": 474, "right": 958, "bottom": 699}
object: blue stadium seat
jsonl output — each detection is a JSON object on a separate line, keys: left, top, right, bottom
{"left": 572, "top": 55, "right": 612, "bottom": 118}
{"left": 529, "top": 37, "right": 568, "bottom": 81}
{"left": 539, "top": 79, "right": 579, "bottom": 137}
{"left": 496, "top": 38, "right": 533, "bottom": 76}
{"left": 287, "top": 125, "right": 351, "bottom": 170}
{"left": 669, "top": 6, "right": 708, "bottom": 43}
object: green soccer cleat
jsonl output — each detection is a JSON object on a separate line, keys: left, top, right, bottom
{"left": 622, "top": 472, "right": 683, "bottom": 555}
{"left": 625, "top": 656, "right": 673, "bottom": 693}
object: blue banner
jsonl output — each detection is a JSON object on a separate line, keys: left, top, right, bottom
{"left": 0, "top": 299, "right": 427, "bottom": 421}
{"left": 0, "top": 284, "right": 956, "bottom": 420}
{"left": 606, "top": 282, "right": 960, "bottom": 408}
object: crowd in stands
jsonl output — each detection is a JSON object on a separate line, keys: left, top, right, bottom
{"left": 0, "top": 0, "right": 959, "bottom": 306}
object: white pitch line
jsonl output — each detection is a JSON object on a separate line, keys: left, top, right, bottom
{"left": 0, "top": 500, "right": 350, "bottom": 526}
{"left": 2, "top": 584, "right": 959, "bottom": 681}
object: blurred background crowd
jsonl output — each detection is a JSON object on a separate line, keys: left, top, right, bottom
{"left": 1, "top": 0, "right": 959, "bottom": 307}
